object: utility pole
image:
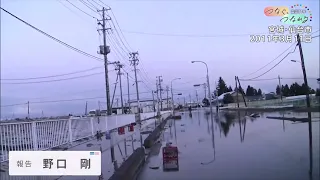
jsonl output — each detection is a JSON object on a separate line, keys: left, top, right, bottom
{"left": 166, "top": 86, "right": 169, "bottom": 110}
{"left": 27, "top": 101, "right": 30, "bottom": 119}
{"left": 204, "top": 83, "right": 207, "bottom": 99}
{"left": 152, "top": 91, "right": 156, "bottom": 112}
{"left": 129, "top": 51, "right": 143, "bottom": 146}
{"left": 127, "top": 73, "right": 131, "bottom": 113}
{"left": 115, "top": 62, "right": 125, "bottom": 114}
{"left": 236, "top": 76, "right": 247, "bottom": 107}
{"left": 116, "top": 98, "right": 119, "bottom": 108}
{"left": 156, "top": 79, "right": 160, "bottom": 116}
{"left": 235, "top": 76, "right": 239, "bottom": 108}
{"left": 196, "top": 90, "right": 199, "bottom": 105}
{"left": 184, "top": 97, "right": 186, "bottom": 107}
{"left": 297, "top": 33, "right": 313, "bottom": 175}
{"left": 85, "top": 101, "right": 88, "bottom": 116}
{"left": 97, "top": 7, "right": 112, "bottom": 116}
{"left": 98, "top": 101, "right": 101, "bottom": 111}
{"left": 157, "top": 76, "right": 163, "bottom": 111}
{"left": 278, "top": 75, "right": 283, "bottom": 101}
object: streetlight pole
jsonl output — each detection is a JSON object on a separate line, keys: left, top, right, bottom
{"left": 191, "top": 61, "right": 213, "bottom": 114}
{"left": 171, "top": 78, "right": 181, "bottom": 115}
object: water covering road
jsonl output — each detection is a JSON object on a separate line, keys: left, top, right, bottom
{"left": 138, "top": 109, "right": 320, "bottom": 180}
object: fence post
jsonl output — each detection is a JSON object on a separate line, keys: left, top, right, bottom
{"left": 31, "top": 122, "right": 38, "bottom": 150}
{"left": 68, "top": 118, "right": 73, "bottom": 144}
{"left": 91, "top": 118, "right": 95, "bottom": 136}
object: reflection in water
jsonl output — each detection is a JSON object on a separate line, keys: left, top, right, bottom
{"left": 189, "top": 112, "right": 192, "bottom": 118}
{"left": 169, "top": 119, "right": 173, "bottom": 139}
{"left": 307, "top": 111, "right": 313, "bottom": 175}
{"left": 204, "top": 112, "right": 210, "bottom": 134}
{"left": 220, "top": 113, "right": 236, "bottom": 137}
{"left": 201, "top": 109, "right": 216, "bottom": 165}
{"left": 280, "top": 111, "right": 286, "bottom": 132}
{"left": 239, "top": 112, "right": 247, "bottom": 142}
{"left": 197, "top": 110, "right": 200, "bottom": 126}
{"left": 174, "top": 117, "right": 178, "bottom": 145}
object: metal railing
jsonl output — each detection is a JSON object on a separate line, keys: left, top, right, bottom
{"left": 0, "top": 111, "right": 171, "bottom": 163}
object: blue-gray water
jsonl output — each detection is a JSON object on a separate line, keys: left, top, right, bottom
{"left": 139, "top": 110, "right": 320, "bottom": 180}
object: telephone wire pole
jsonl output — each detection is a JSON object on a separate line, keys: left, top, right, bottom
{"left": 115, "top": 62, "right": 125, "bottom": 114}
{"left": 97, "top": 7, "right": 112, "bottom": 116}
{"left": 129, "top": 51, "right": 143, "bottom": 146}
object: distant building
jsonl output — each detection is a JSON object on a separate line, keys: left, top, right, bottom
{"left": 263, "top": 92, "right": 277, "bottom": 100}
{"left": 129, "top": 98, "right": 172, "bottom": 113}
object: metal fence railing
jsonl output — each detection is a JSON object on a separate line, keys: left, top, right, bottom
{"left": 0, "top": 111, "right": 171, "bottom": 163}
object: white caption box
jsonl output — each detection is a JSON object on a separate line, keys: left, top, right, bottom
{"left": 9, "top": 151, "right": 101, "bottom": 176}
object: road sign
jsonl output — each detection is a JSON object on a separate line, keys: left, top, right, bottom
{"left": 118, "top": 127, "right": 125, "bottom": 135}
{"left": 162, "top": 146, "right": 179, "bottom": 171}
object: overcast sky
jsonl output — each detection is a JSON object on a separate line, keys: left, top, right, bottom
{"left": 1, "top": 0, "right": 319, "bottom": 118}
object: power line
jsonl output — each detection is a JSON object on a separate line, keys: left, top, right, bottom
{"left": 0, "top": 7, "right": 103, "bottom": 62}
{"left": 91, "top": 0, "right": 104, "bottom": 8}
{"left": 65, "top": 0, "right": 98, "bottom": 20}
{"left": 97, "top": 0, "right": 110, "bottom": 8}
{"left": 239, "top": 43, "right": 298, "bottom": 81}
{"left": 240, "top": 43, "right": 296, "bottom": 78}
{"left": 239, "top": 77, "right": 319, "bottom": 81}
{"left": 0, "top": 90, "right": 155, "bottom": 108}
{"left": 1, "top": 66, "right": 104, "bottom": 80}
{"left": 86, "top": 0, "right": 100, "bottom": 10}
{"left": 0, "top": 103, "right": 28, "bottom": 108}
{"left": 109, "top": 10, "right": 133, "bottom": 51}
{"left": 79, "top": 0, "right": 98, "bottom": 13}
{"left": 1, "top": 71, "right": 112, "bottom": 84}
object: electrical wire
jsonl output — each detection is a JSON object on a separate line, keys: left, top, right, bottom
{"left": 57, "top": 0, "right": 89, "bottom": 21}
{"left": 91, "top": 0, "right": 104, "bottom": 8}
{"left": 240, "top": 43, "right": 297, "bottom": 78}
{"left": 97, "top": 0, "right": 110, "bottom": 8}
{"left": 0, "top": 103, "right": 28, "bottom": 108}
{"left": 109, "top": 10, "right": 133, "bottom": 52}
{"left": 65, "top": 0, "right": 98, "bottom": 20}
{"left": 239, "top": 44, "right": 298, "bottom": 81}
{"left": 239, "top": 77, "right": 319, "bottom": 81}
{"left": 0, "top": 7, "right": 103, "bottom": 62}
{"left": 79, "top": 0, "right": 99, "bottom": 13}
{"left": 86, "top": 0, "right": 100, "bottom": 10}
{"left": 1, "top": 71, "right": 110, "bottom": 84}
{"left": 0, "top": 90, "right": 155, "bottom": 107}
{"left": 1, "top": 66, "right": 104, "bottom": 80}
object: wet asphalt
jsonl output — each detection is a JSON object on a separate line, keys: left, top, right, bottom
{"left": 138, "top": 109, "right": 320, "bottom": 180}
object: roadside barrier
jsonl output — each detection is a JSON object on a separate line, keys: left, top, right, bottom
{"left": 108, "top": 147, "right": 145, "bottom": 180}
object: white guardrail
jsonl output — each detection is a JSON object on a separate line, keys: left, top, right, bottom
{"left": 0, "top": 111, "right": 171, "bottom": 163}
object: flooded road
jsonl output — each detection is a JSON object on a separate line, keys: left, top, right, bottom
{"left": 138, "top": 110, "right": 320, "bottom": 180}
